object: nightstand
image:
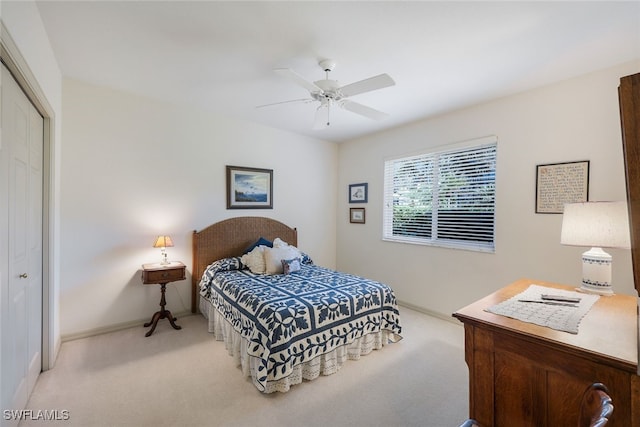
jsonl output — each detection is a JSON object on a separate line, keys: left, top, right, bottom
{"left": 141, "top": 261, "right": 186, "bottom": 337}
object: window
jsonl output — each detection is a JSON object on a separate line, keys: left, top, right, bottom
{"left": 383, "top": 136, "right": 497, "bottom": 252}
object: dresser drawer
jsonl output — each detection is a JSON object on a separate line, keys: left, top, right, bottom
{"left": 141, "top": 264, "right": 186, "bottom": 284}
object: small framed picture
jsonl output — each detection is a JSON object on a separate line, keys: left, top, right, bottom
{"left": 226, "top": 165, "right": 273, "bottom": 209}
{"left": 349, "top": 183, "right": 368, "bottom": 203}
{"left": 350, "top": 207, "right": 365, "bottom": 224}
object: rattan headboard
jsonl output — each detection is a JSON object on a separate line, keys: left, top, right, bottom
{"left": 191, "top": 216, "right": 297, "bottom": 312}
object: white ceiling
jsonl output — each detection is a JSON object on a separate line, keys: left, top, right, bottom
{"left": 35, "top": 1, "right": 640, "bottom": 143}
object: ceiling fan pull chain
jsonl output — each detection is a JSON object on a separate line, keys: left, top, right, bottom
{"left": 327, "top": 100, "right": 331, "bottom": 126}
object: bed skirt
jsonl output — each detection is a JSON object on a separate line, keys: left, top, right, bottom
{"left": 199, "top": 297, "right": 396, "bottom": 393}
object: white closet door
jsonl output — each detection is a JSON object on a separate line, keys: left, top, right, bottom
{"left": 0, "top": 62, "right": 43, "bottom": 418}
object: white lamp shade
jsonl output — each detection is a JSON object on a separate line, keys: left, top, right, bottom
{"left": 561, "top": 201, "right": 631, "bottom": 249}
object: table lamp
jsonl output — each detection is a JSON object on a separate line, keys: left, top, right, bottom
{"left": 153, "top": 235, "right": 174, "bottom": 265}
{"left": 560, "top": 201, "right": 631, "bottom": 295}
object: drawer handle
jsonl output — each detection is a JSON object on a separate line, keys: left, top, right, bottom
{"left": 19, "top": 273, "right": 28, "bottom": 279}
{"left": 162, "top": 272, "right": 169, "bottom": 278}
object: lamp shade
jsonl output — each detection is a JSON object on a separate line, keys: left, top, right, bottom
{"left": 153, "top": 235, "right": 174, "bottom": 248}
{"left": 560, "top": 201, "right": 630, "bottom": 249}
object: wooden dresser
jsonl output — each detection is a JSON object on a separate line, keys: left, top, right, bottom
{"left": 453, "top": 278, "right": 639, "bottom": 426}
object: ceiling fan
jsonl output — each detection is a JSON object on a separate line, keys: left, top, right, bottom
{"left": 258, "top": 59, "right": 395, "bottom": 129}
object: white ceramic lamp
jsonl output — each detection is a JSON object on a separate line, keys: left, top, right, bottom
{"left": 560, "top": 201, "right": 631, "bottom": 295}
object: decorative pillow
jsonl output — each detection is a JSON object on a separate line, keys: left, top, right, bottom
{"left": 281, "top": 257, "right": 302, "bottom": 275}
{"left": 272, "top": 237, "right": 309, "bottom": 260}
{"left": 243, "top": 237, "right": 273, "bottom": 254}
{"left": 264, "top": 246, "right": 300, "bottom": 275}
{"left": 273, "top": 237, "right": 289, "bottom": 248}
{"left": 299, "top": 252, "right": 313, "bottom": 265}
{"left": 240, "top": 246, "right": 267, "bottom": 274}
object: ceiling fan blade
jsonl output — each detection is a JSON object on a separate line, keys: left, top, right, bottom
{"left": 339, "top": 73, "right": 395, "bottom": 97}
{"left": 341, "top": 100, "right": 389, "bottom": 121}
{"left": 312, "top": 106, "right": 330, "bottom": 130}
{"left": 274, "top": 68, "right": 321, "bottom": 93}
{"left": 255, "top": 98, "right": 312, "bottom": 109}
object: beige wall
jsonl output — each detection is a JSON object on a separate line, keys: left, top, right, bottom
{"left": 337, "top": 61, "right": 640, "bottom": 320}
{"left": 60, "top": 79, "right": 337, "bottom": 338}
{"left": 12, "top": 1, "right": 639, "bottom": 340}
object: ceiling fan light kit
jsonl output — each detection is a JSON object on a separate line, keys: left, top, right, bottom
{"left": 262, "top": 59, "right": 395, "bottom": 129}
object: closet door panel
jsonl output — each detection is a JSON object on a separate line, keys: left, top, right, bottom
{"left": 0, "top": 62, "right": 44, "bottom": 416}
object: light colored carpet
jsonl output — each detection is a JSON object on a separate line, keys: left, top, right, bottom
{"left": 20, "top": 307, "right": 469, "bottom": 427}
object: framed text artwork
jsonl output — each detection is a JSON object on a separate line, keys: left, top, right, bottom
{"left": 535, "top": 160, "right": 589, "bottom": 214}
{"left": 350, "top": 208, "right": 366, "bottom": 224}
{"left": 226, "top": 165, "right": 273, "bottom": 209}
{"left": 349, "top": 183, "right": 368, "bottom": 203}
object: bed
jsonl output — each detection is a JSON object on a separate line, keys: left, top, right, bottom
{"left": 191, "top": 216, "right": 402, "bottom": 393}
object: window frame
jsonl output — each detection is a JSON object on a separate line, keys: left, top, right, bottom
{"left": 382, "top": 136, "right": 497, "bottom": 253}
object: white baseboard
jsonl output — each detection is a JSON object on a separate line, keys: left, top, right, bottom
{"left": 397, "top": 300, "right": 462, "bottom": 326}
{"left": 63, "top": 303, "right": 457, "bottom": 342}
{"left": 61, "top": 310, "right": 194, "bottom": 342}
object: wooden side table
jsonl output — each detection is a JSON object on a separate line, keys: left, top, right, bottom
{"left": 141, "top": 261, "right": 186, "bottom": 337}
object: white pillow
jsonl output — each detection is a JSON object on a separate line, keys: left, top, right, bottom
{"left": 273, "top": 237, "right": 303, "bottom": 258}
{"left": 240, "top": 246, "right": 266, "bottom": 274}
{"left": 264, "top": 246, "right": 300, "bottom": 275}
{"left": 273, "top": 237, "right": 289, "bottom": 248}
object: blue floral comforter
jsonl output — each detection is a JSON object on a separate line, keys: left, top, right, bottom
{"left": 199, "top": 257, "right": 403, "bottom": 391}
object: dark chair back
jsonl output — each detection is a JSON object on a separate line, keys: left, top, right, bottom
{"left": 579, "top": 383, "right": 613, "bottom": 427}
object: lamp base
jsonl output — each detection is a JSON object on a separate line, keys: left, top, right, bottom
{"left": 576, "top": 286, "right": 613, "bottom": 296}
{"left": 578, "top": 247, "right": 614, "bottom": 295}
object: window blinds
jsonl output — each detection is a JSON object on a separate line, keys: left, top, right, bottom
{"left": 383, "top": 137, "right": 497, "bottom": 252}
